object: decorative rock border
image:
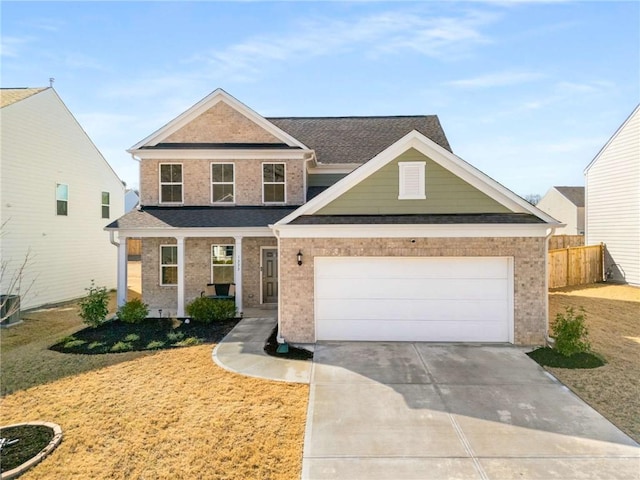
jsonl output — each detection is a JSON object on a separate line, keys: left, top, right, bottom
{"left": 1, "top": 422, "right": 63, "bottom": 480}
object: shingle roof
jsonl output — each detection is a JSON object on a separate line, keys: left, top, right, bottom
{"left": 290, "top": 213, "right": 546, "bottom": 225}
{"left": 268, "top": 116, "right": 451, "bottom": 164}
{"left": 106, "top": 206, "right": 298, "bottom": 230}
{"left": 1, "top": 88, "right": 47, "bottom": 108}
{"left": 555, "top": 186, "right": 584, "bottom": 207}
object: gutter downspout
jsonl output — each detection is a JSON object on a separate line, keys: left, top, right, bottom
{"left": 270, "top": 224, "right": 286, "bottom": 345}
{"left": 544, "top": 226, "right": 558, "bottom": 346}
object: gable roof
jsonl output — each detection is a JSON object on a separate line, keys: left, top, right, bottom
{"left": 585, "top": 104, "right": 640, "bottom": 174}
{"left": 269, "top": 116, "right": 451, "bottom": 164}
{"left": 128, "top": 88, "right": 307, "bottom": 151}
{"left": 554, "top": 186, "right": 584, "bottom": 207}
{"left": 1, "top": 87, "right": 47, "bottom": 108}
{"left": 276, "top": 130, "right": 560, "bottom": 226}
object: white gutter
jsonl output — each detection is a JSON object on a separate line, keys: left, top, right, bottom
{"left": 544, "top": 226, "right": 558, "bottom": 346}
{"left": 270, "top": 224, "right": 286, "bottom": 345}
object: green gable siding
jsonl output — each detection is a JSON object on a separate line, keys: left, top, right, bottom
{"left": 308, "top": 173, "right": 348, "bottom": 187}
{"left": 316, "top": 148, "right": 511, "bottom": 215}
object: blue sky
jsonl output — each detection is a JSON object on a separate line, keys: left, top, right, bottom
{"left": 2, "top": 1, "right": 639, "bottom": 197}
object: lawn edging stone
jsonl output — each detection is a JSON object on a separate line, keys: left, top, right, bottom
{"left": 0, "top": 421, "right": 62, "bottom": 480}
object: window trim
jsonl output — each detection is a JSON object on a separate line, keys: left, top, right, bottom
{"left": 159, "top": 163, "right": 184, "bottom": 204}
{"left": 210, "top": 162, "right": 235, "bottom": 204}
{"left": 159, "top": 244, "right": 178, "bottom": 286}
{"left": 211, "top": 244, "right": 235, "bottom": 283}
{"left": 56, "top": 183, "right": 68, "bottom": 216}
{"left": 398, "top": 161, "right": 426, "bottom": 200}
{"left": 101, "top": 191, "right": 110, "bottom": 219}
{"left": 262, "top": 162, "right": 286, "bottom": 204}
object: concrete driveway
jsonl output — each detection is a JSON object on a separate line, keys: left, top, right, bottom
{"left": 302, "top": 343, "right": 640, "bottom": 480}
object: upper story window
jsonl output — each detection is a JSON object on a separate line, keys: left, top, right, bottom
{"left": 101, "top": 192, "right": 110, "bottom": 218}
{"left": 211, "top": 163, "right": 234, "bottom": 203}
{"left": 159, "top": 163, "right": 183, "bottom": 203}
{"left": 398, "top": 162, "right": 426, "bottom": 200}
{"left": 160, "top": 245, "right": 178, "bottom": 286}
{"left": 263, "top": 163, "right": 286, "bottom": 203}
{"left": 56, "top": 183, "right": 68, "bottom": 216}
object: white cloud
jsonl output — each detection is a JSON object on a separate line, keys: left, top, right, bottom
{"left": 0, "top": 36, "right": 33, "bottom": 58}
{"left": 447, "top": 71, "right": 546, "bottom": 88}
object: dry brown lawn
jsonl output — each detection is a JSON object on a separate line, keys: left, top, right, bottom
{"left": 548, "top": 283, "right": 640, "bottom": 442}
{"left": 1, "top": 292, "right": 308, "bottom": 479}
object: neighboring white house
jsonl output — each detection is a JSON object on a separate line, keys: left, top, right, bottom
{"left": 0, "top": 87, "right": 125, "bottom": 310}
{"left": 125, "top": 189, "right": 139, "bottom": 212}
{"left": 537, "top": 186, "right": 585, "bottom": 235}
{"left": 585, "top": 104, "right": 640, "bottom": 286}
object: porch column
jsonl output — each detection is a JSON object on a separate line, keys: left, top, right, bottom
{"left": 117, "top": 236, "right": 128, "bottom": 308}
{"left": 176, "top": 236, "right": 185, "bottom": 317}
{"left": 234, "top": 236, "right": 243, "bottom": 316}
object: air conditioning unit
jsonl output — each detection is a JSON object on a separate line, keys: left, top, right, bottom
{"left": 0, "top": 295, "right": 21, "bottom": 327}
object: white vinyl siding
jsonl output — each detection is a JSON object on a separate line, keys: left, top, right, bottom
{"left": 398, "top": 161, "right": 426, "bottom": 199}
{"left": 211, "top": 163, "right": 234, "bottom": 203}
{"left": 0, "top": 88, "right": 125, "bottom": 309}
{"left": 586, "top": 107, "right": 640, "bottom": 285}
{"left": 159, "top": 163, "right": 183, "bottom": 204}
{"left": 315, "top": 256, "right": 513, "bottom": 342}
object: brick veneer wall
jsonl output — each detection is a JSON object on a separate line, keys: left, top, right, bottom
{"left": 278, "top": 236, "right": 548, "bottom": 345}
{"left": 139, "top": 158, "right": 305, "bottom": 206}
{"left": 141, "top": 236, "right": 276, "bottom": 315}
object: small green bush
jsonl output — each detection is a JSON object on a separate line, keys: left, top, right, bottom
{"left": 117, "top": 298, "right": 149, "bottom": 324}
{"left": 175, "top": 337, "right": 202, "bottom": 347}
{"left": 111, "top": 341, "right": 133, "bottom": 352}
{"left": 63, "top": 339, "right": 86, "bottom": 349}
{"left": 166, "top": 331, "right": 185, "bottom": 342}
{"left": 146, "top": 340, "right": 166, "bottom": 349}
{"left": 186, "top": 298, "right": 237, "bottom": 324}
{"left": 552, "top": 306, "right": 591, "bottom": 357}
{"left": 123, "top": 333, "right": 140, "bottom": 342}
{"left": 78, "top": 281, "right": 109, "bottom": 328}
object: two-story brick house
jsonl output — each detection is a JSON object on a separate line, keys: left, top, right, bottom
{"left": 108, "top": 89, "right": 560, "bottom": 346}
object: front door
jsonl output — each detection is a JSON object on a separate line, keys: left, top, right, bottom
{"left": 261, "top": 248, "right": 278, "bottom": 303}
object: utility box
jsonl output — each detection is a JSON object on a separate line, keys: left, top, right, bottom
{"left": 0, "top": 295, "right": 21, "bottom": 327}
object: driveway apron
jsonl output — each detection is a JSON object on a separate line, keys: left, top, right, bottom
{"left": 302, "top": 343, "right": 640, "bottom": 480}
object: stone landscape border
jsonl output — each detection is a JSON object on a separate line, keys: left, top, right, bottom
{"left": 1, "top": 421, "right": 62, "bottom": 480}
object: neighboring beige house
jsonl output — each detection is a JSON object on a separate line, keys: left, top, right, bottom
{"left": 0, "top": 87, "right": 125, "bottom": 310}
{"left": 585, "top": 105, "right": 640, "bottom": 286}
{"left": 108, "top": 89, "right": 560, "bottom": 346}
{"left": 537, "top": 186, "right": 584, "bottom": 235}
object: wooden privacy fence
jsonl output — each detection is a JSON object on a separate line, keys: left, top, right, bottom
{"left": 549, "top": 235, "right": 585, "bottom": 250}
{"left": 548, "top": 243, "right": 604, "bottom": 289}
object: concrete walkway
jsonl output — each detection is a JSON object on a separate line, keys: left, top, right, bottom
{"left": 213, "top": 319, "right": 640, "bottom": 479}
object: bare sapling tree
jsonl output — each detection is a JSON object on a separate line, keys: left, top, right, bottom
{"left": 1, "top": 220, "right": 36, "bottom": 323}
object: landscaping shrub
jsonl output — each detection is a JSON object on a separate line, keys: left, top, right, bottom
{"left": 117, "top": 298, "right": 149, "bottom": 324}
{"left": 78, "top": 281, "right": 109, "bottom": 327}
{"left": 186, "top": 298, "right": 237, "bottom": 323}
{"left": 552, "top": 306, "right": 591, "bottom": 357}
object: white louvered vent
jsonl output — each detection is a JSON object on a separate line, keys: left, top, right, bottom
{"left": 398, "top": 162, "right": 426, "bottom": 199}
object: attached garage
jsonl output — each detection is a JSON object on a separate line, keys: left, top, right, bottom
{"left": 314, "top": 256, "right": 514, "bottom": 342}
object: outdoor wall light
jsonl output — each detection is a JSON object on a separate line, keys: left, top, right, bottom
{"left": 297, "top": 250, "right": 303, "bottom": 266}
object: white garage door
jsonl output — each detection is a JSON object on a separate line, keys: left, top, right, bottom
{"left": 315, "top": 256, "right": 513, "bottom": 342}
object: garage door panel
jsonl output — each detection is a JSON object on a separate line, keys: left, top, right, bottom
{"left": 317, "top": 319, "right": 510, "bottom": 342}
{"left": 315, "top": 256, "right": 513, "bottom": 342}
{"left": 316, "top": 278, "right": 509, "bottom": 300}
{"left": 317, "top": 298, "right": 509, "bottom": 322}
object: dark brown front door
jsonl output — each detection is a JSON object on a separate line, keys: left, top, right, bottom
{"left": 262, "top": 248, "right": 278, "bottom": 303}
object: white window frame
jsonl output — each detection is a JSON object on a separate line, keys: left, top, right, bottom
{"left": 262, "top": 162, "right": 286, "bottom": 204}
{"left": 211, "top": 244, "right": 235, "bottom": 283}
{"left": 101, "top": 191, "right": 110, "bottom": 219}
{"left": 159, "top": 163, "right": 183, "bottom": 204}
{"left": 210, "top": 162, "right": 235, "bottom": 204}
{"left": 160, "top": 244, "right": 178, "bottom": 286}
{"left": 56, "top": 183, "right": 68, "bottom": 216}
{"left": 398, "top": 161, "right": 426, "bottom": 200}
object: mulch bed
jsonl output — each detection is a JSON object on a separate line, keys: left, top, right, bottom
{"left": 49, "top": 318, "right": 240, "bottom": 354}
{"left": 0, "top": 424, "right": 54, "bottom": 473}
{"left": 527, "top": 347, "right": 605, "bottom": 369}
{"left": 264, "top": 326, "right": 313, "bottom": 361}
